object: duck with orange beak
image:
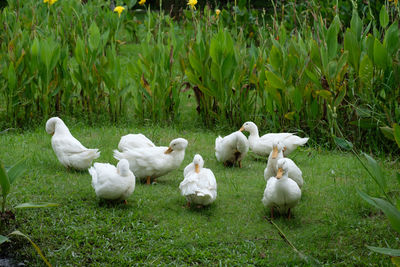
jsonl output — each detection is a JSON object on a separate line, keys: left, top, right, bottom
{"left": 264, "top": 140, "right": 303, "bottom": 188}
{"left": 114, "top": 138, "right": 188, "bottom": 185}
{"left": 239, "top": 121, "right": 309, "bottom": 157}
{"left": 179, "top": 154, "right": 217, "bottom": 207}
{"left": 262, "top": 158, "right": 301, "bottom": 219}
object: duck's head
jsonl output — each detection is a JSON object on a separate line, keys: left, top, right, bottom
{"left": 193, "top": 154, "right": 204, "bottom": 173}
{"left": 117, "top": 159, "right": 131, "bottom": 176}
{"left": 276, "top": 158, "right": 289, "bottom": 179}
{"left": 45, "top": 117, "right": 68, "bottom": 135}
{"left": 239, "top": 121, "right": 258, "bottom": 135}
{"left": 164, "top": 138, "right": 188, "bottom": 154}
{"left": 271, "top": 140, "right": 285, "bottom": 159}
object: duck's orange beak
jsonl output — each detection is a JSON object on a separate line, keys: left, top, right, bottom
{"left": 195, "top": 164, "right": 200, "bottom": 173}
{"left": 276, "top": 168, "right": 283, "bottom": 179}
{"left": 239, "top": 126, "right": 245, "bottom": 132}
{"left": 164, "top": 147, "right": 173, "bottom": 154}
{"left": 271, "top": 147, "right": 278, "bottom": 159}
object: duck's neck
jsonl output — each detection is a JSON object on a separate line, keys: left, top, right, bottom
{"left": 248, "top": 128, "right": 259, "bottom": 139}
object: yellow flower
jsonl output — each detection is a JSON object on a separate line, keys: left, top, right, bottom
{"left": 139, "top": 0, "right": 146, "bottom": 5}
{"left": 114, "top": 6, "right": 125, "bottom": 17}
{"left": 187, "top": 0, "right": 197, "bottom": 10}
{"left": 43, "top": 0, "right": 49, "bottom": 3}
{"left": 49, "top": 0, "right": 57, "bottom": 5}
{"left": 215, "top": 9, "right": 221, "bottom": 17}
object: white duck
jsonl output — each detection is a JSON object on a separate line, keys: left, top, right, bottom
{"left": 215, "top": 131, "right": 249, "bottom": 168}
{"left": 46, "top": 117, "right": 100, "bottom": 170}
{"left": 89, "top": 159, "right": 135, "bottom": 202}
{"left": 262, "top": 158, "right": 302, "bottom": 219}
{"left": 239, "top": 121, "right": 309, "bottom": 157}
{"left": 264, "top": 140, "right": 303, "bottom": 188}
{"left": 114, "top": 138, "right": 188, "bottom": 184}
{"left": 118, "top": 133, "right": 155, "bottom": 152}
{"left": 179, "top": 154, "right": 217, "bottom": 207}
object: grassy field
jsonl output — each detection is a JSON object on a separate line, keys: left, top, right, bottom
{"left": 0, "top": 123, "right": 398, "bottom": 265}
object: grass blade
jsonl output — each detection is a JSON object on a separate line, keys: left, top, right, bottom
{"left": 9, "top": 230, "right": 52, "bottom": 267}
{"left": 15, "top": 202, "right": 60, "bottom": 209}
{"left": 358, "top": 190, "right": 400, "bottom": 233}
{"left": 367, "top": 246, "right": 400, "bottom": 257}
{"left": 7, "top": 158, "right": 27, "bottom": 184}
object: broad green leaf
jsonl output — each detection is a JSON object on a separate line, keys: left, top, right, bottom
{"left": 373, "top": 38, "right": 389, "bottom": 69}
{"left": 380, "top": 126, "right": 395, "bottom": 141}
{"left": 350, "top": 8, "right": 362, "bottom": 41}
{"left": 363, "top": 153, "right": 386, "bottom": 190}
{"left": 269, "top": 45, "right": 282, "bottom": 71}
{"left": 349, "top": 119, "right": 377, "bottom": 129}
{"left": 7, "top": 158, "right": 27, "bottom": 184}
{"left": 358, "top": 190, "right": 400, "bottom": 233}
{"left": 9, "top": 231, "right": 52, "bottom": 267}
{"left": 15, "top": 202, "right": 59, "bottom": 209}
{"left": 74, "top": 37, "right": 85, "bottom": 64}
{"left": 0, "top": 161, "right": 10, "bottom": 197}
{"left": 333, "top": 137, "right": 353, "bottom": 151}
{"left": 359, "top": 54, "right": 373, "bottom": 91}
{"left": 366, "top": 34, "right": 375, "bottom": 62}
{"left": 384, "top": 23, "right": 400, "bottom": 56}
{"left": 127, "top": 0, "right": 137, "bottom": 8}
{"left": 379, "top": 5, "right": 389, "bottom": 28}
{"left": 393, "top": 123, "right": 400, "bottom": 148}
{"left": 367, "top": 246, "right": 400, "bottom": 257}
{"left": 89, "top": 22, "right": 100, "bottom": 52}
{"left": 0, "top": 235, "right": 9, "bottom": 245}
{"left": 344, "top": 29, "right": 360, "bottom": 72}
{"left": 30, "top": 38, "right": 40, "bottom": 57}
{"left": 265, "top": 70, "right": 285, "bottom": 89}
{"left": 326, "top": 18, "right": 339, "bottom": 60}
{"left": 316, "top": 90, "right": 332, "bottom": 99}
{"left": 7, "top": 63, "right": 16, "bottom": 91}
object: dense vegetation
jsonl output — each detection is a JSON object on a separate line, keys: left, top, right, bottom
{"left": 1, "top": 1, "right": 400, "bottom": 265}
{"left": 1, "top": 0, "right": 400, "bottom": 151}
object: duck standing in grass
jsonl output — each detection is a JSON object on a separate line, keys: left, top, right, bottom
{"left": 215, "top": 131, "right": 249, "bottom": 168}
{"left": 262, "top": 158, "right": 301, "bottom": 219}
{"left": 46, "top": 117, "right": 100, "bottom": 170}
{"left": 114, "top": 138, "right": 188, "bottom": 184}
{"left": 179, "top": 154, "right": 217, "bottom": 207}
{"left": 118, "top": 133, "right": 155, "bottom": 152}
{"left": 89, "top": 159, "right": 135, "bottom": 203}
{"left": 264, "top": 140, "right": 303, "bottom": 188}
{"left": 239, "top": 121, "right": 309, "bottom": 157}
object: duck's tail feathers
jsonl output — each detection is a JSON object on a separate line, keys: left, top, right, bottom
{"left": 113, "top": 150, "right": 124, "bottom": 161}
{"left": 297, "top": 137, "right": 309, "bottom": 146}
{"left": 90, "top": 149, "right": 101, "bottom": 159}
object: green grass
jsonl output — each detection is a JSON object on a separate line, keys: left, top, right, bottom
{"left": 0, "top": 123, "right": 398, "bottom": 265}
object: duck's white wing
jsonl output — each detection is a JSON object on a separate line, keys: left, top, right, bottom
{"left": 183, "top": 162, "right": 195, "bottom": 177}
{"left": 179, "top": 172, "right": 199, "bottom": 196}
{"left": 52, "top": 135, "right": 88, "bottom": 154}
{"left": 118, "top": 134, "right": 155, "bottom": 151}
{"left": 262, "top": 177, "right": 278, "bottom": 207}
{"left": 259, "top": 133, "right": 293, "bottom": 142}
{"left": 286, "top": 158, "right": 303, "bottom": 188}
